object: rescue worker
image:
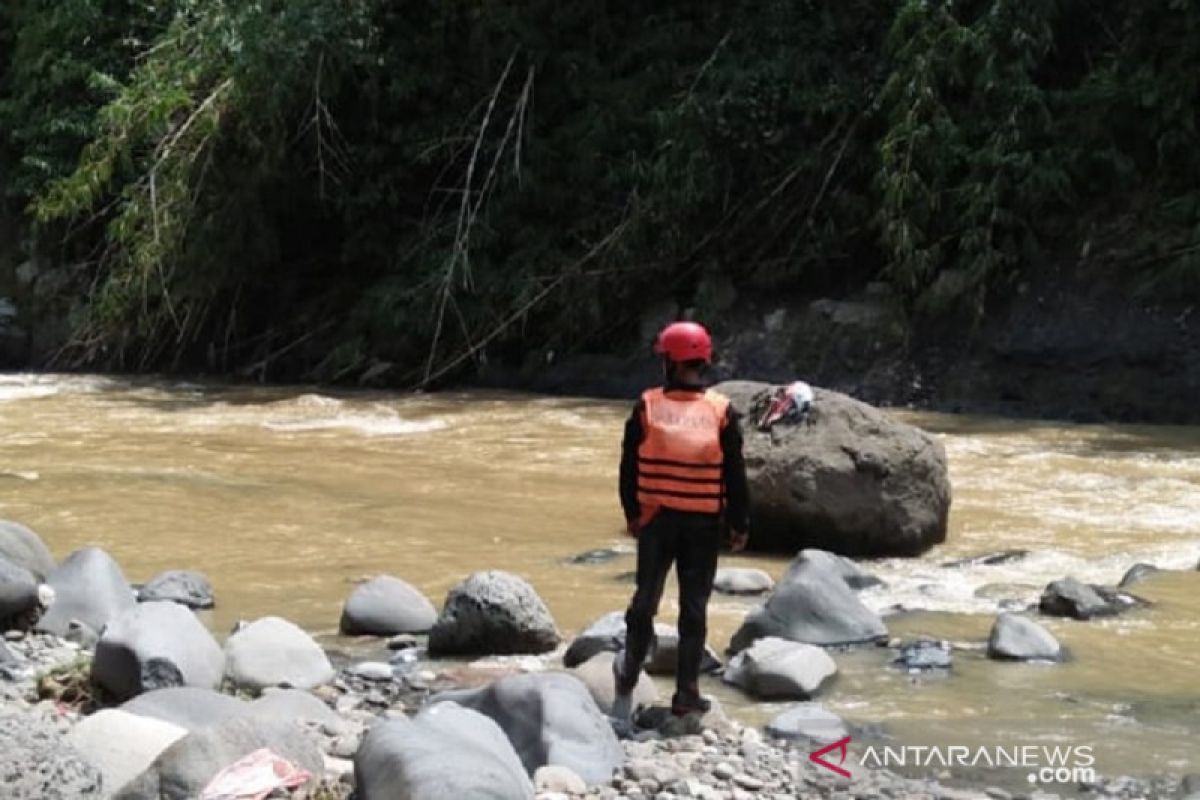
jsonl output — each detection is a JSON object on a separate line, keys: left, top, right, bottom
{"left": 612, "top": 321, "right": 750, "bottom": 727}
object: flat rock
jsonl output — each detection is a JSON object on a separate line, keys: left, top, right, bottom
{"left": 765, "top": 703, "right": 849, "bottom": 744}
{"left": 723, "top": 636, "right": 837, "bottom": 699}
{"left": 0, "top": 520, "right": 56, "bottom": 579}
{"left": 67, "top": 709, "right": 187, "bottom": 796}
{"left": 138, "top": 570, "right": 215, "bottom": 610}
{"left": 92, "top": 602, "right": 225, "bottom": 700}
{"left": 224, "top": 616, "right": 334, "bottom": 693}
{"left": 36, "top": 547, "right": 136, "bottom": 637}
{"left": 713, "top": 568, "right": 774, "bottom": 596}
{"left": 428, "top": 571, "right": 560, "bottom": 656}
{"left": 340, "top": 575, "right": 437, "bottom": 636}
{"left": 987, "top": 613, "right": 1062, "bottom": 662}
{"left": 0, "top": 710, "right": 103, "bottom": 799}
{"left": 568, "top": 651, "right": 658, "bottom": 715}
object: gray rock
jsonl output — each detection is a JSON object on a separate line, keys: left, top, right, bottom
{"left": 713, "top": 568, "right": 774, "bottom": 596}
{"left": 765, "top": 703, "right": 849, "bottom": 744}
{"left": 563, "top": 611, "right": 721, "bottom": 674}
{"left": 355, "top": 702, "right": 534, "bottom": 800}
{"left": 114, "top": 715, "right": 323, "bottom": 800}
{"left": 36, "top": 547, "right": 136, "bottom": 637}
{"left": 92, "top": 602, "right": 225, "bottom": 700}
{"left": 434, "top": 672, "right": 622, "bottom": 785}
{"left": 722, "top": 637, "right": 837, "bottom": 699}
{"left": 729, "top": 562, "right": 887, "bottom": 652}
{"left": 67, "top": 709, "right": 188, "bottom": 796}
{"left": 566, "top": 547, "right": 630, "bottom": 565}
{"left": 714, "top": 381, "right": 951, "bottom": 556}
{"left": 138, "top": 570, "right": 215, "bottom": 610}
{"left": 428, "top": 571, "right": 560, "bottom": 656}
{"left": 0, "top": 520, "right": 56, "bottom": 579}
{"left": 568, "top": 651, "right": 658, "bottom": 715}
{"left": 250, "top": 687, "right": 341, "bottom": 728}
{"left": 340, "top": 575, "right": 437, "bottom": 636}
{"left": 987, "top": 613, "right": 1062, "bottom": 662}
{"left": 781, "top": 549, "right": 884, "bottom": 591}
{"left": 890, "top": 639, "right": 952, "bottom": 671}
{"left": 940, "top": 550, "right": 1030, "bottom": 569}
{"left": 1118, "top": 563, "right": 1160, "bottom": 588}
{"left": 1038, "top": 577, "right": 1145, "bottom": 620}
{"left": 534, "top": 764, "right": 588, "bottom": 794}
{"left": 223, "top": 616, "right": 334, "bottom": 693}
{"left": 0, "top": 710, "right": 104, "bottom": 799}
{"left": 0, "top": 556, "right": 39, "bottom": 621}
{"left": 121, "top": 687, "right": 250, "bottom": 732}
{"left": 350, "top": 661, "right": 397, "bottom": 681}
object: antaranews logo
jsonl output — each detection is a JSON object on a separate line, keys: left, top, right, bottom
{"left": 808, "top": 738, "right": 1097, "bottom": 786}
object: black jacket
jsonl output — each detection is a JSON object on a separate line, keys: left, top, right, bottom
{"left": 619, "top": 384, "right": 750, "bottom": 531}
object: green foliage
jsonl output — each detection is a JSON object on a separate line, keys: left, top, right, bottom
{"left": 1, "top": 0, "right": 1197, "bottom": 377}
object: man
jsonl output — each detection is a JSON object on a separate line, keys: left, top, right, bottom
{"left": 613, "top": 320, "right": 750, "bottom": 727}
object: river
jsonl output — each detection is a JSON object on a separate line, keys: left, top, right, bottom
{"left": 1, "top": 373, "right": 1197, "bottom": 784}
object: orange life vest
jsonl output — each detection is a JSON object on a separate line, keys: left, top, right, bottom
{"left": 636, "top": 387, "right": 729, "bottom": 525}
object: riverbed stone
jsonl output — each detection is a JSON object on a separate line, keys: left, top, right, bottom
{"left": 428, "top": 571, "right": 560, "bottom": 656}
{"left": 569, "top": 651, "right": 658, "bottom": 715}
{"left": 781, "top": 549, "right": 884, "bottom": 591}
{"left": 765, "top": 703, "right": 849, "bottom": 744}
{"left": 940, "top": 550, "right": 1030, "bottom": 569}
{"left": 114, "top": 715, "right": 323, "bottom": 800}
{"left": 67, "top": 709, "right": 188, "bottom": 796}
{"left": 137, "top": 570, "right": 215, "bottom": 610}
{"left": 36, "top": 547, "right": 137, "bottom": 637}
{"left": 355, "top": 702, "right": 534, "bottom": 800}
{"left": 723, "top": 636, "right": 837, "bottom": 699}
{"left": 250, "top": 687, "right": 343, "bottom": 728}
{"left": 986, "top": 613, "right": 1062, "bottom": 662}
{"left": 1038, "top": 577, "right": 1144, "bottom": 620}
{"left": 891, "top": 638, "right": 952, "bottom": 671}
{"left": 0, "top": 556, "right": 39, "bottom": 622}
{"left": 1117, "top": 563, "right": 1160, "bottom": 588}
{"left": 92, "top": 601, "right": 225, "bottom": 700}
{"left": 713, "top": 568, "right": 774, "bottom": 596}
{"left": 729, "top": 562, "right": 887, "bottom": 652}
{"left": 0, "top": 710, "right": 104, "bottom": 799}
{"left": 714, "top": 381, "right": 951, "bottom": 556}
{"left": 223, "top": 616, "right": 334, "bottom": 693}
{"left": 121, "top": 686, "right": 250, "bottom": 731}
{"left": 0, "top": 520, "right": 56, "bottom": 579}
{"left": 434, "top": 672, "right": 622, "bottom": 785}
{"left": 563, "top": 611, "right": 722, "bottom": 674}
{"left": 340, "top": 575, "right": 438, "bottom": 636}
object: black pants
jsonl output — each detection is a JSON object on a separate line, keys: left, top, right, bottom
{"left": 621, "top": 509, "right": 721, "bottom": 699}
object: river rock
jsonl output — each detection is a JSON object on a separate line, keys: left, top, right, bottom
{"left": 0, "top": 520, "right": 55, "bottom": 579}
{"left": 1038, "top": 577, "right": 1145, "bottom": 620}
{"left": 0, "top": 710, "right": 104, "bottom": 799}
{"left": 67, "top": 709, "right": 188, "bottom": 796}
{"left": 534, "top": 765, "right": 588, "bottom": 795}
{"left": 428, "top": 571, "right": 560, "bottom": 656}
{"left": 729, "top": 562, "right": 887, "bottom": 652}
{"left": 250, "top": 687, "right": 342, "bottom": 728}
{"left": 92, "top": 601, "right": 225, "bottom": 700}
{"left": 722, "top": 636, "right": 837, "bottom": 699}
{"left": 355, "top": 702, "right": 534, "bottom": 800}
{"left": 562, "top": 611, "right": 722, "bottom": 674}
{"left": 569, "top": 651, "right": 658, "bottom": 715}
{"left": 114, "top": 715, "right": 323, "bottom": 800}
{"left": 121, "top": 686, "right": 250, "bottom": 731}
{"left": 434, "top": 672, "right": 622, "bottom": 785}
{"left": 713, "top": 380, "right": 951, "bottom": 556}
{"left": 36, "top": 547, "right": 137, "bottom": 637}
{"left": 137, "top": 570, "right": 215, "bottom": 610}
{"left": 765, "top": 703, "right": 849, "bottom": 743}
{"left": 713, "top": 568, "right": 774, "bottom": 595}
{"left": 891, "top": 638, "right": 952, "bottom": 671}
{"left": 1118, "top": 563, "right": 1160, "bottom": 588}
{"left": 223, "top": 616, "right": 334, "bottom": 693}
{"left": 987, "top": 613, "right": 1062, "bottom": 662}
{"left": 940, "top": 550, "right": 1029, "bottom": 569}
{"left": 0, "top": 556, "right": 39, "bottom": 622}
{"left": 781, "top": 549, "right": 884, "bottom": 591}
{"left": 340, "top": 575, "right": 438, "bottom": 636}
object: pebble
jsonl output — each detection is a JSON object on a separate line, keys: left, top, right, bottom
{"left": 984, "top": 789, "right": 1012, "bottom": 800}
{"left": 702, "top": 729, "right": 720, "bottom": 745}
{"left": 349, "top": 661, "right": 395, "bottom": 681}
{"left": 732, "top": 774, "right": 763, "bottom": 792}
{"left": 712, "top": 762, "right": 736, "bottom": 781}
{"left": 535, "top": 764, "right": 588, "bottom": 795}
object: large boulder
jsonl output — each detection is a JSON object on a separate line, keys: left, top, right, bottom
{"left": 92, "top": 602, "right": 225, "bottom": 700}
{"left": 434, "top": 672, "right": 622, "bottom": 785}
{"left": 356, "top": 702, "right": 534, "bottom": 800}
{"left": 223, "top": 616, "right": 334, "bottom": 693}
{"left": 121, "top": 687, "right": 250, "bottom": 732}
{"left": 340, "top": 575, "right": 438, "bottom": 636}
{"left": 0, "top": 556, "right": 39, "bottom": 621}
{"left": 723, "top": 636, "right": 837, "bottom": 699}
{"left": 36, "top": 547, "right": 136, "bottom": 637}
{"left": 562, "top": 611, "right": 722, "bottom": 674}
{"left": 729, "top": 562, "right": 887, "bottom": 652}
{"left": 67, "top": 709, "right": 188, "bottom": 797}
{"left": 1038, "top": 577, "right": 1146, "bottom": 620}
{"left": 0, "top": 520, "right": 55, "bottom": 579}
{"left": 766, "top": 703, "right": 850, "bottom": 744}
{"left": 114, "top": 716, "right": 323, "bottom": 800}
{"left": 428, "top": 571, "right": 560, "bottom": 656}
{"left": 714, "top": 381, "right": 951, "bottom": 556}
{"left": 0, "top": 710, "right": 104, "bottom": 799}
{"left": 137, "top": 571, "right": 214, "bottom": 610}
{"left": 568, "top": 651, "right": 658, "bottom": 715}
{"left": 987, "top": 613, "right": 1063, "bottom": 662}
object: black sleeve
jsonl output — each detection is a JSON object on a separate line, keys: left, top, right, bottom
{"left": 619, "top": 401, "right": 645, "bottom": 521}
{"left": 721, "top": 407, "right": 750, "bottom": 531}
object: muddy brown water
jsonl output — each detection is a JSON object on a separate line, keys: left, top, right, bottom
{"left": 2, "top": 374, "right": 1197, "bottom": 783}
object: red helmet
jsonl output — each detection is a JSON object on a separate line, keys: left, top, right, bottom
{"left": 654, "top": 321, "right": 713, "bottom": 364}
